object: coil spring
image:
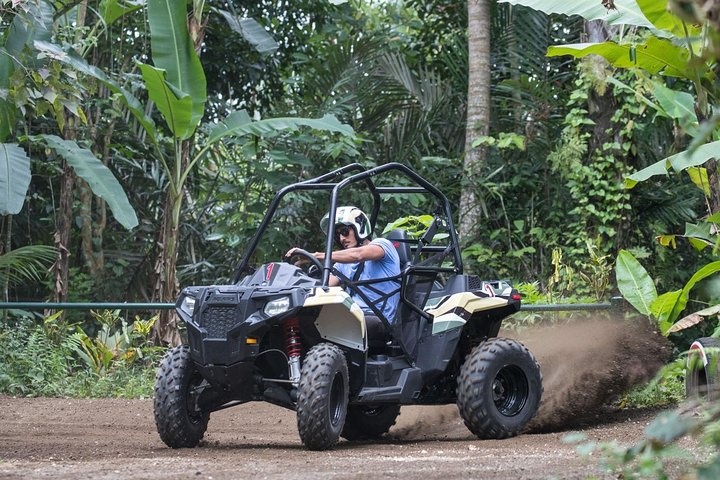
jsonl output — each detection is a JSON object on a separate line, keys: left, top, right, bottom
{"left": 284, "top": 317, "right": 302, "bottom": 358}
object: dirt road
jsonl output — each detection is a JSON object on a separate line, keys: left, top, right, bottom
{"left": 0, "top": 397, "right": 664, "bottom": 480}
{"left": 0, "top": 317, "right": 690, "bottom": 479}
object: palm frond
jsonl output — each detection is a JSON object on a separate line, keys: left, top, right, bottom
{"left": 0, "top": 245, "right": 56, "bottom": 286}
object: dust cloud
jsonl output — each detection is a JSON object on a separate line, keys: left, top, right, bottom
{"left": 518, "top": 315, "right": 671, "bottom": 432}
{"left": 389, "top": 315, "right": 671, "bottom": 439}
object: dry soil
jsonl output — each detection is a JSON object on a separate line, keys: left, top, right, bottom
{"left": 0, "top": 317, "right": 699, "bottom": 480}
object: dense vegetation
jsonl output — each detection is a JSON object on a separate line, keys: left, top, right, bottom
{"left": 3, "top": 0, "right": 720, "bottom": 476}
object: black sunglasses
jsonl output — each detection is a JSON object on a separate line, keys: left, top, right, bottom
{"left": 334, "top": 226, "right": 351, "bottom": 239}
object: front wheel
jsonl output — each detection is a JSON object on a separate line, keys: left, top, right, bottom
{"left": 457, "top": 338, "right": 542, "bottom": 439}
{"left": 342, "top": 404, "right": 401, "bottom": 441}
{"left": 686, "top": 337, "right": 720, "bottom": 400}
{"left": 154, "top": 345, "right": 210, "bottom": 448}
{"left": 296, "top": 343, "right": 349, "bottom": 450}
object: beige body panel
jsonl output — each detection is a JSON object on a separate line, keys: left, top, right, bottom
{"left": 425, "top": 292, "right": 509, "bottom": 334}
{"left": 302, "top": 287, "right": 366, "bottom": 351}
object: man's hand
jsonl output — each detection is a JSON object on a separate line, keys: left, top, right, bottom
{"left": 285, "top": 247, "right": 325, "bottom": 262}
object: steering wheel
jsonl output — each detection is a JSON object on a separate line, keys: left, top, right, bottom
{"left": 284, "top": 249, "right": 324, "bottom": 277}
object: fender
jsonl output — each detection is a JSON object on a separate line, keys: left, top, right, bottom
{"left": 425, "top": 291, "right": 509, "bottom": 335}
{"left": 302, "top": 286, "right": 367, "bottom": 351}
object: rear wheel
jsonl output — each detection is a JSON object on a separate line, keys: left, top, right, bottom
{"left": 342, "top": 404, "right": 401, "bottom": 441}
{"left": 154, "top": 345, "right": 210, "bottom": 448}
{"left": 296, "top": 343, "right": 349, "bottom": 450}
{"left": 457, "top": 338, "right": 542, "bottom": 439}
{"left": 686, "top": 337, "right": 720, "bottom": 400}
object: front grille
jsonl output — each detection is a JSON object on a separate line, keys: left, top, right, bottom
{"left": 201, "top": 306, "right": 238, "bottom": 339}
{"left": 468, "top": 275, "right": 483, "bottom": 290}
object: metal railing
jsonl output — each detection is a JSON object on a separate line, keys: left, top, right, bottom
{"left": 0, "top": 302, "right": 175, "bottom": 310}
{"left": 0, "top": 297, "right": 625, "bottom": 312}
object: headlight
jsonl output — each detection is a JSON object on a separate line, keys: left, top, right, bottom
{"left": 180, "top": 295, "right": 196, "bottom": 316}
{"left": 264, "top": 296, "right": 291, "bottom": 316}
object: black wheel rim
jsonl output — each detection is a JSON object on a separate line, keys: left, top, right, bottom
{"left": 329, "top": 371, "right": 345, "bottom": 427}
{"left": 492, "top": 365, "right": 528, "bottom": 417}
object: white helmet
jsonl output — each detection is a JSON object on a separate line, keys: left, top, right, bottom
{"left": 320, "top": 206, "right": 372, "bottom": 243}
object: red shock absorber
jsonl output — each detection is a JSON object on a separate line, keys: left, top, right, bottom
{"left": 284, "top": 317, "right": 302, "bottom": 384}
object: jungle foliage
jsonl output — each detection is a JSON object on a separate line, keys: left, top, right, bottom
{"left": 4, "top": 0, "right": 720, "bottom": 476}
{"left": 2, "top": 0, "right": 705, "bottom": 310}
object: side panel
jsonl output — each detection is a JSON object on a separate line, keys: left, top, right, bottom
{"left": 425, "top": 292, "right": 510, "bottom": 334}
{"left": 302, "top": 287, "right": 367, "bottom": 351}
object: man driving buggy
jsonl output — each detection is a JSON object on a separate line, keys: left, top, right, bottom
{"left": 286, "top": 206, "right": 401, "bottom": 324}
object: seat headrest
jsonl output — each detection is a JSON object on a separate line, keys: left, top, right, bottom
{"left": 385, "top": 229, "right": 411, "bottom": 268}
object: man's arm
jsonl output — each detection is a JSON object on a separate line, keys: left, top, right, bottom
{"left": 314, "top": 243, "right": 385, "bottom": 263}
{"left": 317, "top": 243, "right": 385, "bottom": 287}
{"left": 285, "top": 243, "right": 385, "bottom": 286}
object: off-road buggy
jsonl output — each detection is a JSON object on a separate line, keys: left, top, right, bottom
{"left": 153, "top": 162, "right": 543, "bottom": 451}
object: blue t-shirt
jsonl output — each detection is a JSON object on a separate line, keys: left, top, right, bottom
{"left": 334, "top": 238, "right": 400, "bottom": 322}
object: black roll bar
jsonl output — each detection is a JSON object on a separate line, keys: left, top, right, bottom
{"left": 232, "top": 162, "right": 463, "bottom": 285}
{"left": 322, "top": 162, "right": 462, "bottom": 285}
{"left": 231, "top": 163, "right": 367, "bottom": 283}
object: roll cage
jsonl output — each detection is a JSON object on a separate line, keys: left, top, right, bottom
{"left": 231, "top": 162, "right": 463, "bottom": 331}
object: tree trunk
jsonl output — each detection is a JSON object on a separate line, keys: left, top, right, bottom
{"left": 52, "top": 1, "right": 87, "bottom": 306}
{"left": 459, "top": 0, "right": 491, "bottom": 242}
{"left": 53, "top": 161, "right": 75, "bottom": 304}
{"left": 707, "top": 159, "right": 720, "bottom": 215}
{"left": 585, "top": 21, "right": 616, "bottom": 157}
{"left": 79, "top": 118, "right": 112, "bottom": 277}
{"left": 151, "top": 141, "right": 188, "bottom": 346}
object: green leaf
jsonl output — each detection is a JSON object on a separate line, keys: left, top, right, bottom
{"left": 547, "top": 37, "right": 691, "bottom": 79}
{"left": 207, "top": 109, "right": 252, "bottom": 143}
{"left": 697, "top": 455, "right": 720, "bottom": 480}
{"left": 99, "top": 0, "right": 145, "bottom": 26}
{"left": 687, "top": 167, "right": 710, "bottom": 195}
{"left": 615, "top": 250, "right": 657, "bottom": 316}
{"left": 651, "top": 261, "right": 720, "bottom": 334}
{"left": 497, "top": 132, "right": 526, "bottom": 150}
{"left": 35, "top": 135, "right": 138, "bottom": 230}
{"left": 499, "top": 0, "right": 654, "bottom": 28}
{"left": 708, "top": 211, "right": 720, "bottom": 223}
{"left": 0, "top": 143, "right": 31, "bottom": 215}
{"left": 652, "top": 82, "right": 697, "bottom": 126}
{"left": 0, "top": 245, "right": 56, "bottom": 286}
{"left": 213, "top": 9, "right": 279, "bottom": 56}
{"left": 606, "top": 76, "right": 664, "bottom": 115}
{"left": 34, "top": 41, "right": 157, "bottom": 140}
{"left": 147, "top": 0, "right": 206, "bottom": 132}
{"left": 0, "top": 97, "right": 13, "bottom": 142}
{"left": 644, "top": 410, "right": 697, "bottom": 443}
{"left": 683, "top": 222, "right": 714, "bottom": 251}
{"left": 626, "top": 140, "right": 720, "bottom": 188}
{"left": 1, "top": 1, "right": 53, "bottom": 141}
{"left": 138, "top": 63, "right": 193, "bottom": 139}
{"left": 4, "top": 0, "right": 53, "bottom": 57}
{"left": 673, "top": 261, "right": 720, "bottom": 321}
{"left": 471, "top": 135, "right": 495, "bottom": 148}
{"left": 0, "top": 48, "right": 14, "bottom": 141}
{"left": 657, "top": 235, "right": 677, "bottom": 248}
{"left": 651, "top": 290, "right": 682, "bottom": 331}
{"left": 636, "top": 0, "right": 698, "bottom": 37}
{"left": 207, "top": 111, "right": 354, "bottom": 146}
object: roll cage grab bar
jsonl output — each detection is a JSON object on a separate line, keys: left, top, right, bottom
{"left": 230, "top": 162, "right": 464, "bottom": 285}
